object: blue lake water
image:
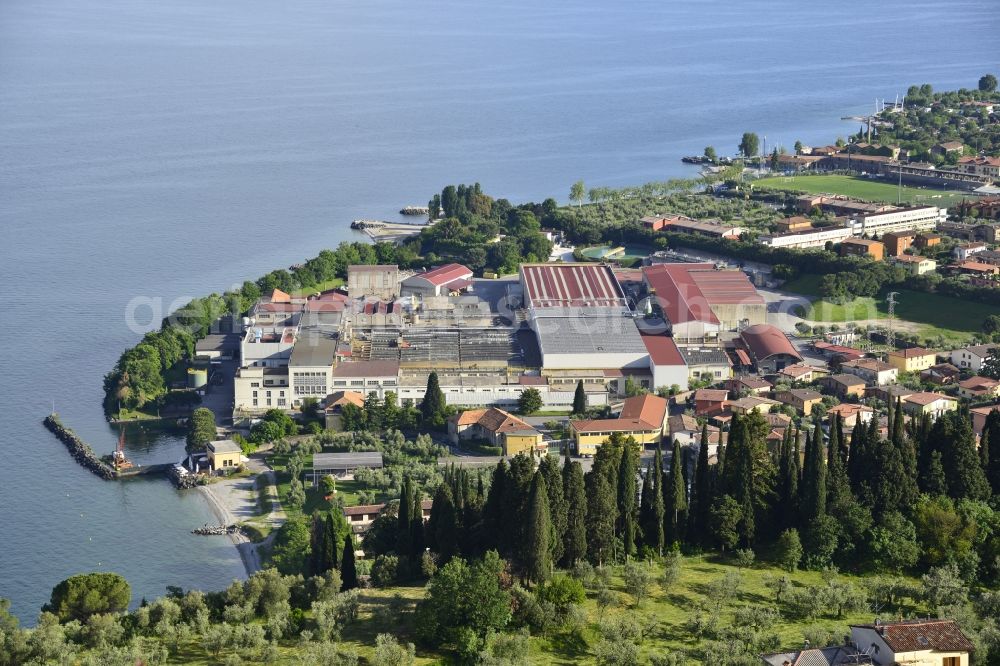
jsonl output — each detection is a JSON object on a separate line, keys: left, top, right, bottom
{"left": 1, "top": 0, "right": 998, "bottom": 622}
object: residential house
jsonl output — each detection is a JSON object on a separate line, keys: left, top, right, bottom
{"left": 813, "top": 341, "right": 866, "bottom": 363}
{"left": 886, "top": 347, "right": 938, "bottom": 373}
{"left": 849, "top": 619, "right": 973, "bottom": 666}
{"left": 680, "top": 347, "right": 734, "bottom": 382}
{"left": 323, "top": 390, "right": 365, "bottom": 430}
{"left": 571, "top": 394, "right": 670, "bottom": 455}
{"left": 819, "top": 373, "right": 867, "bottom": 398}
{"left": 840, "top": 237, "right": 885, "bottom": 261}
{"left": 448, "top": 407, "right": 544, "bottom": 456}
{"left": 915, "top": 232, "right": 942, "bottom": 249}
{"left": 206, "top": 440, "right": 243, "bottom": 472}
{"left": 727, "top": 396, "right": 780, "bottom": 415}
{"left": 957, "top": 375, "right": 1000, "bottom": 401}
{"left": 826, "top": 403, "right": 875, "bottom": 429}
{"left": 956, "top": 155, "right": 1000, "bottom": 179}
{"left": 867, "top": 384, "right": 916, "bottom": 405}
{"left": 891, "top": 254, "right": 937, "bottom": 275}
{"left": 773, "top": 389, "right": 824, "bottom": 415}
{"left": 667, "top": 413, "right": 721, "bottom": 449}
{"left": 725, "top": 376, "right": 772, "bottom": 396}
{"left": 950, "top": 344, "right": 996, "bottom": 372}
{"left": 902, "top": 392, "right": 959, "bottom": 418}
{"left": 955, "top": 259, "right": 999, "bottom": 277}
{"left": 777, "top": 363, "right": 826, "bottom": 383}
{"left": 953, "top": 242, "right": 987, "bottom": 261}
{"left": 972, "top": 404, "right": 1000, "bottom": 437}
{"left": 840, "top": 358, "right": 899, "bottom": 385}
{"left": 693, "top": 388, "right": 729, "bottom": 416}
{"left": 921, "top": 363, "right": 961, "bottom": 385}
{"left": 343, "top": 499, "right": 432, "bottom": 536}
{"left": 932, "top": 141, "right": 965, "bottom": 156}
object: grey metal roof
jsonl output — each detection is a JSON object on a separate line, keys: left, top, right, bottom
{"left": 535, "top": 315, "right": 646, "bottom": 356}
{"left": 313, "top": 451, "right": 384, "bottom": 469}
{"left": 208, "top": 439, "right": 242, "bottom": 454}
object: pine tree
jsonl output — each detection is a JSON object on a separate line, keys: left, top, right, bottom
{"left": 585, "top": 471, "right": 615, "bottom": 565}
{"left": 665, "top": 440, "right": 688, "bottom": 546}
{"left": 618, "top": 439, "right": 638, "bottom": 558}
{"left": 572, "top": 380, "right": 587, "bottom": 415}
{"left": 562, "top": 456, "right": 588, "bottom": 566}
{"left": 688, "top": 425, "right": 712, "bottom": 546}
{"left": 538, "top": 454, "right": 566, "bottom": 564}
{"left": 419, "top": 372, "right": 446, "bottom": 425}
{"left": 525, "top": 472, "right": 552, "bottom": 585}
{"left": 341, "top": 535, "right": 358, "bottom": 590}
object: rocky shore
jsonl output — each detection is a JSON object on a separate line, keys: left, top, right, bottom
{"left": 43, "top": 414, "right": 116, "bottom": 480}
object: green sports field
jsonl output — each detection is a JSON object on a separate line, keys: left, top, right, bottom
{"left": 753, "top": 174, "right": 968, "bottom": 206}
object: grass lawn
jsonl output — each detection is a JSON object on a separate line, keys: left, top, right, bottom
{"left": 753, "top": 174, "right": 968, "bottom": 206}
{"left": 290, "top": 278, "right": 344, "bottom": 297}
{"left": 781, "top": 275, "right": 997, "bottom": 343}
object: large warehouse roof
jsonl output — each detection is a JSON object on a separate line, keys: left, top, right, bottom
{"left": 739, "top": 324, "right": 802, "bottom": 361}
{"left": 642, "top": 263, "right": 763, "bottom": 325}
{"left": 535, "top": 315, "right": 646, "bottom": 358}
{"left": 521, "top": 263, "right": 628, "bottom": 309}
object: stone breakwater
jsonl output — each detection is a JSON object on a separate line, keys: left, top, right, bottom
{"left": 43, "top": 414, "right": 117, "bottom": 480}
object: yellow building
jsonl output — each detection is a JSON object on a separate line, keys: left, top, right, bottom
{"left": 571, "top": 394, "right": 669, "bottom": 456}
{"left": 207, "top": 439, "right": 243, "bottom": 472}
{"left": 886, "top": 347, "right": 938, "bottom": 373}
{"left": 448, "top": 407, "right": 544, "bottom": 456}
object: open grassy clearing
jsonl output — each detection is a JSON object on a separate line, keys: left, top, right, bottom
{"left": 781, "top": 275, "right": 994, "bottom": 343}
{"left": 753, "top": 174, "right": 968, "bottom": 205}
{"left": 164, "top": 554, "right": 924, "bottom": 664}
{"left": 290, "top": 277, "right": 344, "bottom": 297}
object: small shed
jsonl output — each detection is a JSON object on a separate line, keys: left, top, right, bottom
{"left": 207, "top": 439, "right": 242, "bottom": 472}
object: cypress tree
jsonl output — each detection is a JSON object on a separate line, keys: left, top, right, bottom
{"left": 341, "top": 535, "right": 358, "bottom": 590}
{"left": 618, "top": 439, "right": 638, "bottom": 558}
{"left": 538, "top": 454, "right": 566, "bottom": 564}
{"left": 410, "top": 489, "right": 425, "bottom": 559}
{"left": 562, "top": 456, "right": 588, "bottom": 566}
{"left": 585, "top": 471, "right": 615, "bottom": 565}
{"left": 638, "top": 463, "right": 654, "bottom": 549}
{"left": 942, "top": 410, "right": 991, "bottom": 501}
{"left": 525, "top": 472, "right": 552, "bottom": 585}
{"left": 506, "top": 453, "right": 536, "bottom": 567}
{"left": 572, "top": 380, "right": 587, "bottom": 415}
{"left": 801, "top": 428, "right": 826, "bottom": 524}
{"left": 826, "top": 415, "right": 851, "bottom": 510}
{"left": 428, "top": 483, "right": 458, "bottom": 561}
{"left": 309, "top": 512, "right": 326, "bottom": 575}
{"left": 420, "top": 372, "right": 446, "bottom": 424}
{"left": 652, "top": 448, "right": 666, "bottom": 555}
{"left": 482, "top": 460, "right": 508, "bottom": 553}
{"left": 324, "top": 513, "right": 339, "bottom": 572}
{"left": 981, "top": 409, "right": 1000, "bottom": 495}
{"left": 688, "top": 425, "right": 711, "bottom": 546}
{"left": 397, "top": 477, "right": 413, "bottom": 557}
{"left": 924, "top": 450, "right": 948, "bottom": 497}
{"left": 665, "top": 440, "right": 688, "bottom": 546}
{"left": 778, "top": 427, "right": 799, "bottom": 530}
